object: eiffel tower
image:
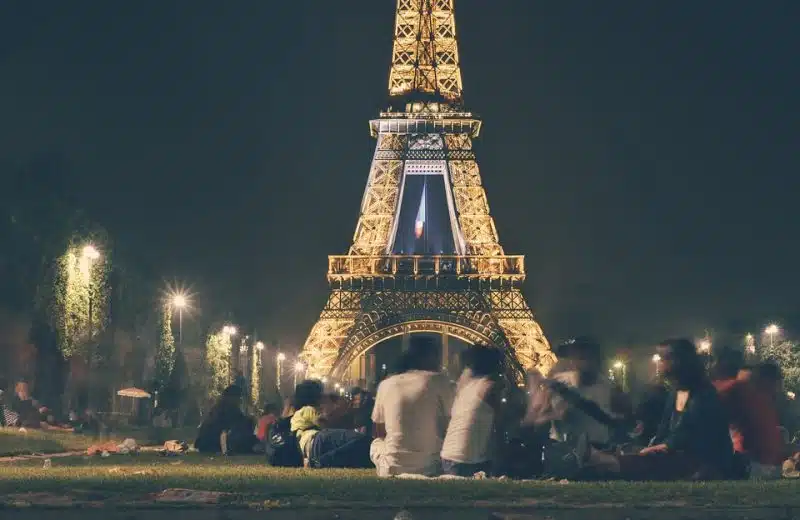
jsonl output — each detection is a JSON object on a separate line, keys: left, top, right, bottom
{"left": 300, "top": 0, "right": 555, "bottom": 383}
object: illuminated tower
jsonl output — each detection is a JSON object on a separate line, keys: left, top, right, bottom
{"left": 300, "top": 0, "right": 555, "bottom": 381}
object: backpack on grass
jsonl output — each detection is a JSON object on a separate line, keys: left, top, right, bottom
{"left": 265, "top": 417, "right": 303, "bottom": 467}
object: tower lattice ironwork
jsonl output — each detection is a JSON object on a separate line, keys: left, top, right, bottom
{"left": 300, "top": 0, "right": 555, "bottom": 381}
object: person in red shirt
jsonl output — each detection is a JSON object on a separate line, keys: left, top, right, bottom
{"left": 255, "top": 403, "right": 279, "bottom": 443}
{"left": 710, "top": 347, "right": 784, "bottom": 478}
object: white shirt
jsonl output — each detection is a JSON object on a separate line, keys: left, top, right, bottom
{"left": 371, "top": 370, "right": 454, "bottom": 476}
{"left": 550, "top": 370, "right": 613, "bottom": 444}
{"left": 440, "top": 371, "right": 495, "bottom": 464}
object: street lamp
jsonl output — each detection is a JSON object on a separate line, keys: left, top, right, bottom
{"left": 612, "top": 360, "right": 627, "bottom": 392}
{"left": 82, "top": 244, "right": 100, "bottom": 261}
{"left": 745, "top": 333, "right": 756, "bottom": 355}
{"left": 765, "top": 324, "right": 780, "bottom": 347}
{"left": 223, "top": 325, "right": 237, "bottom": 336}
{"left": 652, "top": 354, "right": 661, "bottom": 377}
{"left": 170, "top": 293, "right": 188, "bottom": 345}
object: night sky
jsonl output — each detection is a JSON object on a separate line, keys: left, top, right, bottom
{"left": 3, "top": 1, "right": 798, "bottom": 351}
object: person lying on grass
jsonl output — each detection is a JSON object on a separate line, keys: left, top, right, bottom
{"left": 290, "top": 379, "right": 372, "bottom": 468}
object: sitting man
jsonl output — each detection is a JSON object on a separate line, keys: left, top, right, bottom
{"left": 370, "top": 335, "right": 454, "bottom": 477}
{"left": 711, "top": 348, "right": 784, "bottom": 479}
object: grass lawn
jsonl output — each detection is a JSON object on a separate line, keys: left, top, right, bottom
{"left": 0, "top": 453, "right": 798, "bottom": 508}
{"left": 0, "top": 426, "right": 198, "bottom": 457}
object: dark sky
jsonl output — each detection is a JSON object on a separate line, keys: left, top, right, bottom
{"left": 2, "top": 1, "right": 798, "bottom": 350}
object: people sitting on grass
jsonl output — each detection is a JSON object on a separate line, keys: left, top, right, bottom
{"left": 290, "top": 379, "right": 371, "bottom": 468}
{"left": 440, "top": 345, "right": 505, "bottom": 477}
{"left": 370, "top": 335, "right": 455, "bottom": 477}
{"left": 574, "top": 338, "right": 736, "bottom": 480}
{"left": 255, "top": 403, "right": 279, "bottom": 443}
{"left": 710, "top": 347, "right": 784, "bottom": 479}
{"left": 319, "top": 393, "right": 351, "bottom": 429}
{"left": 349, "top": 388, "right": 374, "bottom": 435}
{"left": 195, "top": 385, "right": 257, "bottom": 454}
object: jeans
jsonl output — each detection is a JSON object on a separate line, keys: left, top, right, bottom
{"left": 309, "top": 429, "right": 372, "bottom": 468}
{"left": 441, "top": 459, "right": 492, "bottom": 477}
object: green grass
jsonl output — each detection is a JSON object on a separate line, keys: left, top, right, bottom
{"left": 0, "top": 426, "right": 198, "bottom": 457}
{"left": 0, "top": 453, "right": 797, "bottom": 508}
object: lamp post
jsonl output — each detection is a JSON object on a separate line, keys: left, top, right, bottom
{"left": 745, "top": 333, "right": 756, "bottom": 356}
{"left": 613, "top": 360, "right": 627, "bottom": 392}
{"left": 171, "top": 293, "right": 187, "bottom": 345}
{"left": 276, "top": 352, "right": 286, "bottom": 393}
{"left": 82, "top": 245, "right": 100, "bottom": 341}
{"left": 765, "top": 324, "right": 780, "bottom": 348}
{"left": 223, "top": 325, "right": 237, "bottom": 384}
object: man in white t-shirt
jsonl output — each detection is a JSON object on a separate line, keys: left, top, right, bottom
{"left": 370, "top": 336, "right": 454, "bottom": 477}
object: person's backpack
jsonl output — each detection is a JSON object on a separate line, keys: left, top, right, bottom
{"left": 265, "top": 417, "right": 303, "bottom": 467}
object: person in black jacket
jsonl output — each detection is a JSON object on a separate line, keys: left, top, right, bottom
{"left": 195, "top": 385, "right": 256, "bottom": 454}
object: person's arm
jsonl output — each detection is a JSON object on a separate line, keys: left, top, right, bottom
{"left": 371, "top": 383, "right": 386, "bottom": 439}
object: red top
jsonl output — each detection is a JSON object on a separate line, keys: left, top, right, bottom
{"left": 713, "top": 378, "right": 784, "bottom": 466}
{"left": 256, "top": 413, "right": 277, "bottom": 442}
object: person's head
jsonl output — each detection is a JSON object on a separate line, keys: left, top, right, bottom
{"left": 14, "top": 381, "right": 30, "bottom": 400}
{"left": 463, "top": 345, "right": 504, "bottom": 378}
{"left": 399, "top": 335, "right": 441, "bottom": 373}
{"left": 709, "top": 346, "right": 744, "bottom": 380}
{"left": 261, "top": 403, "right": 279, "bottom": 417}
{"left": 753, "top": 361, "right": 783, "bottom": 394}
{"left": 656, "top": 338, "right": 708, "bottom": 390}
{"left": 556, "top": 337, "right": 603, "bottom": 380}
{"left": 351, "top": 387, "right": 365, "bottom": 407}
{"left": 282, "top": 396, "right": 295, "bottom": 417}
{"left": 293, "top": 379, "right": 324, "bottom": 409}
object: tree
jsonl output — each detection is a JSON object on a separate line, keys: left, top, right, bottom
{"left": 759, "top": 340, "right": 800, "bottom": 394}
{"left": 52, "top": 239, "right": 110, "bottom": 359}
{"left": 250, "top": 346, "right": 262, "bottom": 407}
{"left": 154, "top": 304, "right": 175, "bottom": 391}
{"left": 204, "top": 330, "right": 232, "bottom": 403}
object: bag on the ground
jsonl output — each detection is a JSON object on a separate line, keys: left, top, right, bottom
{"left": 265, "top": 417, "right": 303, "bottom": 467}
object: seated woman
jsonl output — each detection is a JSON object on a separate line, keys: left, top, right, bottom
{"left": 440, "top": 346, "right": 505, "bottom": 477}
{"left": 575, "top": 339, "right": 736, "bottom": 481}
{"left": 290, "top": 380, "right": 371, "bottom": 468}
{"left": 195, "top": 385, "right": 256, "bottom": 454}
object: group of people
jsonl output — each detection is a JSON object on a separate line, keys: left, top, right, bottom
{"left": 0, "top": 380, "right": 99, "bottom": 433}
{"left": 195, "top": 333, "right": 793, "bottom": 481}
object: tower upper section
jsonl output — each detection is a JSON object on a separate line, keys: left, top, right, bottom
{"left": 388, "top": 0, "right": 463, "bottom": 108}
